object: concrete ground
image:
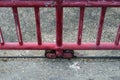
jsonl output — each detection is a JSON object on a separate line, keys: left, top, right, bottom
{"left": 0, "top": 7, "right": 120, "bottom": 80}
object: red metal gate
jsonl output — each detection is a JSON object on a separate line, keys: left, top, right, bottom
{"left": 0, "top": 0, "right": 120, "bottom": 59}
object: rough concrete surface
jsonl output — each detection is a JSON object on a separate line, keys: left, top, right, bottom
{"left": 0, "top": 6, "right": 120, "bottom": 80}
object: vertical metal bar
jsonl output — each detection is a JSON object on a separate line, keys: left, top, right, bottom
{"left": 0, "top": 27, "right": 4, "bottom": 45}
{"left": 77, "top": 7, "right": 85, "bottom": 45}
{"left": 34, "top": 7, "right": 42, "bottom": 45}
{"left": 12, "top": 7, "right": 23, "bottom": 45}
{"left": 56, "top": 0, "right": 63, "bottom": 47}
{"left": 96, "top": 7, "right": 107, "bottom": 46}
{"left": 115, "top": 24, "right": 120, "bottom": 45}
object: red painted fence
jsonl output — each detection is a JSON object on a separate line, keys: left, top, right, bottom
{"left": 0, "top": 0, "right": 120, "bottom": 51}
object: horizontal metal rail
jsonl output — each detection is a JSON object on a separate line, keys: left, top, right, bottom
{"left": 1, "top": 42, "right": 120, "bottom": 50}
{"left": 0, "top": 1, "right": 120, "bottom": 7}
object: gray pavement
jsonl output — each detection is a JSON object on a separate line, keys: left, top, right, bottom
{"left": 0, "top": 59, "right": 120, "bottom": 80}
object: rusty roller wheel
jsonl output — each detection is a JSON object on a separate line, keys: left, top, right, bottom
{"left": 63, "top": 50, "right": 74, "bottom": 59}
{"left": 45, "top": 50, "right": 57, "bottom": 59}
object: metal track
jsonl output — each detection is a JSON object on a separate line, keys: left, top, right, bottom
{"left": 0, "top": 56, "right": 46, "bottom": 58}
{"left": 0, "top": 56, "right": 120, "bottom": 60}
